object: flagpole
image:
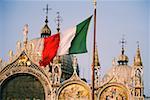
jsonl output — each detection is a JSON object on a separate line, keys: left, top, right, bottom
{"left": 92, "top": 0, "right": 96, "bottom": 100}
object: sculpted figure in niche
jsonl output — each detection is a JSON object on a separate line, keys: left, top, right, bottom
{"left": 53, "top": 66, "right": 60, "bottom": 84}
{"left": 135, "top": 69, "right": 141, "bottom": 86}
{"left": 16, "top": 41, "right": 21, "bottom": 52}
{"left": 23, "top": 24, "right": 28, "bottom": 43}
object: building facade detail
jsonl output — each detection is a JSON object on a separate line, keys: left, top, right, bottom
{"left": 0, "top": 6, "right": 145, "bottom": 99}
{"left": 57, "top": 56, "right": 92, "bottom": 100}
{"left": 132, "top": 43, "right": 144, "bottom": 100}
{"left": 0, "top": 30, "right": 145, "bottom": 100}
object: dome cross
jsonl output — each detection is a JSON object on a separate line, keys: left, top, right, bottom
{"left": 119, "top": 35, "right": 126, "bottom": 55}
{"left": 118, "top": 35, "right": 129, "bottom": 65}
{"left": 137, "top": 41, "right": 140, "bottom": 49}
{"left": 55, "top": 12, "right": 63, "bottom": 33}
{"left": 43, "top": 4, "right": 52, "bottom": 24}
{"left": 43, "top": 4, "right": 52, "bottom": 16}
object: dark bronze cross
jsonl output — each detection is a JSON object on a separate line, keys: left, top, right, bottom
{"left": 55, "top": 12, "right": 63, "bottom": 32}
{"left": 119, "top": 35, "right": 127, "bottom": 55}
{"left": 43, "top": 4, "right": 52, "bottom": 16}
{"left": 56, "top": 12, "right": 61, "bottom": 24}
{"left": 120, "top": 35, "right": 126, "bottom": 49}
{"left": 137, "top": 41, "right": 139, "bottom": 48}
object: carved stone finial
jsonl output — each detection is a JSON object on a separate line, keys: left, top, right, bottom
{"left": 16, "top": 41, "right": 21, "bottom": 52}
{"left": 27, "top": 43, "right": 33, "bottom": 51}
{"left": 53, "top": 56, "right": 61, "bottom": 64}
{"left": 23, "top": 24, "right": 28, "bottom": 46}
{"left": 93, "top": 0, "right": 97, "bottom": 9}
{"left": 9, "top": 50, "right": 13, "bottom": 58}
{"left": 0, "top": 58, "right": 2, "bottom": 63}
{"left": 8, "top": 50, "right": 13, "bottom": 61}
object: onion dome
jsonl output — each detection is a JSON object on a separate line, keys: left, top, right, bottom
{"left": 133, "top": 42, "right": 143, "bottom": 66}
{"left": 118, "top": 48, "right": 129, "bottom": 65}
{"left": 41, "top": 23, "right": 51, "bottom": 34}
{"left": 117, "top": 37, "right": 129, "bottom": 65}
{"left": 41, "top": 16, "right": 51, "bottom": 37}
{"left": 102, "top": 58, "right": 132, "bottom": 85}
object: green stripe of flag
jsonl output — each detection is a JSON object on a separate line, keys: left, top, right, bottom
{"left": 69, "top": 15, "right": 93, "bottom": 54}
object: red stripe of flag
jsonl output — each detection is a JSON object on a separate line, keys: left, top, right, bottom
{"left": 39, "top": 33, "right": 60, "bottom": 66}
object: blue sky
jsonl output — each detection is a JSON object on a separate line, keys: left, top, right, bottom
{"left": 0, "top": 0, "right": 149, "bottom": 96}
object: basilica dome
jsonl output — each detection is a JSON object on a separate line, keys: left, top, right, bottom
{"left": 103, "top": 64, "right": 132, "bottom": 84}
{"left": 41, "top": 16, "right": 51, "bottom": 38}
{"left": 102, "top": 38, "right": 132, "bottom": 85}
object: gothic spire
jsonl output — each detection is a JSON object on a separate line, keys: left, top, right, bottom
{"left": 94, "top": 45, "right": 100, "bottom": 67}
{"left": 94, "top": 45, "right": 101, "bottom": 88}
{"left": 23, "top": 24, "right": 28, "bottom": 48}
{"left": 133, "top": 41, "right": 143, "bottom": 66}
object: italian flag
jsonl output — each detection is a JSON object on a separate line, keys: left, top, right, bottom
{"left": 31, "top": 16, "right": 92, "bottom": 67}
{"left": 57, "top": 15, "right": 92, "bottom": 55}
{"left": 31, "top": 33, "right": 60, "bottom": 66}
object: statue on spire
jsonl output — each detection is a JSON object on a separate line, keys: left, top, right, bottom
{"left": 93, "top": 0, "right": 97, "bottom": 9}
{"left": 23, "top": 24, "right": 28, "bottom": 46}
{"left": 73, "top": 56, "right": 77, "bottom": 74}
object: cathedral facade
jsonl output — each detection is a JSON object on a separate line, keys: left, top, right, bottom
{"left": 0, "top": 6, "right": 145, "bottom": 100}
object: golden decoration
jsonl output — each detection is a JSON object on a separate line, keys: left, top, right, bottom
{"left": 59, "top": 84, "right": 90, "bottom": 100}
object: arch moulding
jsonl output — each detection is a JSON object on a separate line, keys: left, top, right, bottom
{"left": 0, "top": 52, "right": 52, "bottom": 100}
